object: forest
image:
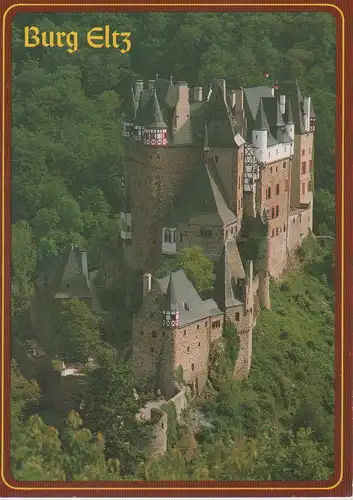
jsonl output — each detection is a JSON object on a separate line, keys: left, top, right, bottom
{"left": 10, "top": 12, "right": 336, "bottom": 481}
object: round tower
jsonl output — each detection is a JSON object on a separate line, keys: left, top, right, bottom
{"left": 252, "top": 98, "right": 268, "bottom": 163}
{"left": 285, "top": 96, "right": 295, "bottom": 140}
{"left": 143, "top": 89, "right": 168, "bottom": 147}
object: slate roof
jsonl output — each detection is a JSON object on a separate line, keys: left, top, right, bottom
{"left": 243, "top": 86, "right": 274, "bottom": 121}
{"left": 163, "top": 162, "right": 236, "bottom": 228}
{"left": 158, "top": 269, "right": 220, "bottom": 327}
{"left": 37, "top": 246, "right": 92, "bottom": 300}
{"left": 135, "top": 90, "right": 167, "bottom": 128}
{"left": 214, "top": 240, "right": 245, "bottom": 311}
{"left": 205, "top": 79, "right": 243, "bottom": 147}
{"left": 274, "top": 81, "right": 315, "bottom": 135}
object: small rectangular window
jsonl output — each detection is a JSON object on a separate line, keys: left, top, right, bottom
{"left": 301, "top": 162, "right": 306, "bottom": 175}
{"left": 276, "top": 228, "right": 279, "bottom": 236}
{"left": 308, "top": 180, "right": 312, "bottom": 192}
{"left": 276, "top": 205, "right": 279, "bottom": 217}
{"left": 272, "top": 229, "right": 275, "bottom": 237}
{"left": 235, "top": 312, "right": 240, "bottom": 321}
{"left": 283, "top": 161, "right": 286, "bottom": 169}
{"left": 152, "top": 331, "right": 157, "bottom": 338}
{"left": 302, "top": 182, "right": 305, "bottom": 195}
{"left": 276, "top": 184, "right": 280, "bottom": 195}
{"left": 191, "top": 363, "right": 195, "bottom": 371}
{"left": 285, "top": 180, "right": 289, "bottom": 192}
{"left": 214, "top": 156, "right": 218, "bottom": 163}
{"left": 302, "top": 149, "right": 305, "bottom": 156}
{"left": 271, "top": 207, "right": 275, "bottom": 219}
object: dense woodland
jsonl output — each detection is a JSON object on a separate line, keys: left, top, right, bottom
{"left": 11, "top": 12, "right": 335, "bottom": 480}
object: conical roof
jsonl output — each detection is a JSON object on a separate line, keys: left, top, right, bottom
{"left": 254, "top": 98, "right": 267, "bottom": 131}
{"left": 135, "top": 90, "right": 167, "bottom": 129}
{"left": 286, "top": 95, "right": 294, "bottom": 124}
{"left": 165, "top": 272, "right": 178, "bottom": 310}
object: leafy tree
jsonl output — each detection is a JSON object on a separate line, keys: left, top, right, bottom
{"left": 82, "top": 347, "right": 151, "bottom": 474}
{"left": 11, "top": 220, "right": 37, "bottom": 317}
{"left": 54, "top": 298, "right": 102, "bottom": 362}
{"left": 156, "top": 246, "right": 215, "bottom": 295}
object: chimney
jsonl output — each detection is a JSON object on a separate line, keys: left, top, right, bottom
{"left": 279, "top": 94, "right": 286, "bottom": 115}
{"left": 80, "top": 250, "right": 88, "bottom": 281}
{"left": 235, "top": 88, "right": 244, "bottom": 112}
{"left": 134, "top": 80, "right": 144, "bottom": 103}
{"left": 143, "top": 273, "right": 152, "bottom": 297}
{"left": 229, "top": 90, "right": 236, "bottom": 109}
{"left": 303, "top": 96, "right": 311, "bottom": 132}
{"left": 148, "top": 80, "right": 155, "bottom": 91}
{"left": 193, "top": 85, "right": 203, "bottom": 102}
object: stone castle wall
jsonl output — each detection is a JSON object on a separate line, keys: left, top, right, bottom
{"left": 260, "top": 158, "right": 291, "bottom": 278}
{"left": 124, "top": 142, "right": 201, "bottom": 271}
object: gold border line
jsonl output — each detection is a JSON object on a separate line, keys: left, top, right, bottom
{"left": 1, "top": 2, "right": 345, "bottom": 492}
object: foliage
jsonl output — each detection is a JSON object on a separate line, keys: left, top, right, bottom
{"left": 54, "top": 298, "right": 102, "bottom": 362}
{"left": 11, "top": 363, "right": 123, "bottom": 481}
{"left": 161, "top": 401, "right": 178, "bottom": 449}
{"left": 156, "top": 246, "right": 215, "bottom": 295}
{"left": 81, "top": 347, "right": 151, "bottom": 474}
{"left": 11, "top": 220, "right": 37, "bottom": 317}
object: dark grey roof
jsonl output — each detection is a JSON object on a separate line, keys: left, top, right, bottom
{"left": 286, "top": 96, "right": 294, "bottom": 124}
{"left": 262, "top": 97, "right": 285, "bottom": 128}
{"left": 206, "top": 163, "right": 237, "bottom": 226}
{"left": 38, "top": 246, "right": 92, "bottom": 300}
{"left": 164, "top": 162, "right": 236, "bottom": 228}
{"left": 205, "top": 79, "right": 242, "bottom": 146}
{"left": 274, "top": 81, "right": 315, "bottom": 134}
{"left": 254, "top": 97, "right": 267, "bottom": 131}
{"left": 135, "top": 90, "right": 167, "bottom": 128}
{"left": 158, "top": 270, "right": 219, "bottom": 327}
{"left": 214, "top": 240, "right": 245, "bottom": 311}
{"left": 243, "top": 86, "right": 274, "bottom": 120}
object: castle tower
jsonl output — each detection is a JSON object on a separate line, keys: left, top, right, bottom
{"left": 285, "top": 96, "right": 295, "bottom": 140}
{"left": 122, "top": 85, "right": 136, "bottom": 138}
{"left": 252, "top": 98, "right": 268, "bottom": 163}
{"left": 162, "top": 274, "right": 180, "bottom": 328}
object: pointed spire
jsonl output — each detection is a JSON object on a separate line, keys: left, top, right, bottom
{"left": 166, "top": 273, "right": 178, "bottom": 311}
{"left": 150, "top": 91, "right": 167, "bottom": 128}
{"left": 286, "top": 94, "right": 294, "bottom": 124}
{"left": 254, "top": 98, "right": 267, "bottom": 131}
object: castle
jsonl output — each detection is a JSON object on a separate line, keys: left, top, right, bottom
{"left": 120, "top": 76, "right": 315, "bottom": 399}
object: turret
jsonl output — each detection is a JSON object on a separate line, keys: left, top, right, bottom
{"left": 162, "top": 274, "right": 180, "bottom": 328}
{"left": 135, "top": 89, "right": 168, "bottom": 146}
{"left": 252, "top": 98, "right": 268, "bottom": 163}
{"left": 303, "top": 96, "right": 311, "bottom": 133}
{"left": 122, "top": 85, "right": 136, "bottom": 138}
{"left": 285, "top": 97, "right": 295, "bottom": 140}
